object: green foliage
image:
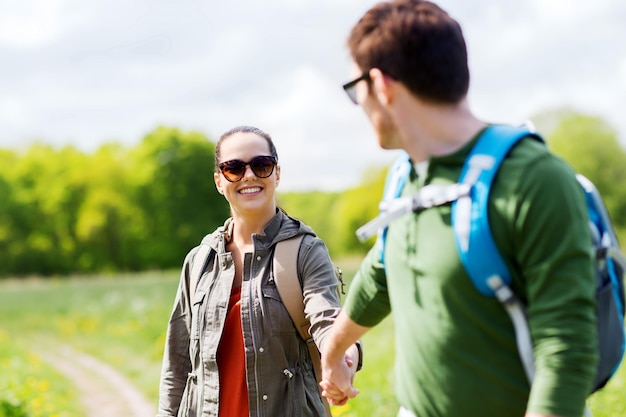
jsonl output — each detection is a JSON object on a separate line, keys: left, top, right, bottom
{"left": 1, "top": 144, "right": 88, "bottom": 275}
{"left": 279, "top": 165, "right": 387, "bottom": 257}
{"left": 544, "top": 111, "right": 626, "bottom": 241}
{"left": 0, "top": 127, "right": 229, "bottom": 276}
{"left": 129, "top": 127, "right": 229, "bottom": 268}
{"left": 0, "top": 400, "right": 29, "bottom": 417}
{"left": 73, "top": 143, "right": 140, "bottom": 271}
{"left": 331, "top": 165, "right": 387, "bottom": 255}
{"left": 3, "top": 110, "right": 626, "bottom": 276}
{"left": 278, "top": 191, "right": 342, "bottom": 250}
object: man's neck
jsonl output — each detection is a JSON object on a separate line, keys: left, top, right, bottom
{"left": 395, "top": 97, "right": 486, "bottom": 162}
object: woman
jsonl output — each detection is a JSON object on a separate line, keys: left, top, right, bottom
{"left": 157, "top": 126, "right": 360, "bottom": 417}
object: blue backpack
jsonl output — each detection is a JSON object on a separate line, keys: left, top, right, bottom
{"left": 357, "top": 124, "right": 626, "bottom": 393}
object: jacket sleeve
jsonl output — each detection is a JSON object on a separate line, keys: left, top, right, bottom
{"left": 298, "top": 235, "right": 342, "bottom": 351}
{"left": 156, "top": 248, "right": 196, "bottom": 417}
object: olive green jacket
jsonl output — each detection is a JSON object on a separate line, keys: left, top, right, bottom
{"left": 157, "top": 211, "right": 341, "bottom": 417}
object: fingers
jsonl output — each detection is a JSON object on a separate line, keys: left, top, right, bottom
{"left": 319, "top": 380, "right": 339, "bottom": 398}
{"left": 321, "top": 348, "right": 361, "bottom": 406}
{"left": 319, "top": 379, "right": 359, "bottom": 404}
{"left": 320, "top": 383, "right": 348, "bottom": 405}
{"left": 328, "top": 395, "right": 349, "bottom": 406}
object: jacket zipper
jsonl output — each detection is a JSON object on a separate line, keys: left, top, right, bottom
{"left": 246, "top": 252, "right": 262, "bottom": 417}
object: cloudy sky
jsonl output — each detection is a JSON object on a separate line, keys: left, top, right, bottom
{"left": 2, "top": 0, "right": 625, "bottom": 191}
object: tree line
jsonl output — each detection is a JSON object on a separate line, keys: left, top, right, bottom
{"left": 1, "top": 110, "right": 625, "bottom": 277}
{"left": 0, "top": 127, "right": 229, "bottom": 276}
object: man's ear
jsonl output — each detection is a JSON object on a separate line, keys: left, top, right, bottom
{"left": 214, "top": 172, "right": 224, "bottom": 194}
{"left": 275, "top": 164, "right": 281, "bottom": 187}
{"left": 370, "top": 68, "right": 393, "bottom": 106}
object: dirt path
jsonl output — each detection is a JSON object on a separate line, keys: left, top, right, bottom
{"left": 36, "top": 344, "right": 156, "bottom": 417}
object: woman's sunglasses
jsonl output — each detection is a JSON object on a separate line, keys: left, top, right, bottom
{"left": 218, "top": 155, "right": 277, "bottom": 182}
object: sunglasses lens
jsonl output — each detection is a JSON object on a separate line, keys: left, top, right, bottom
{"left": 249, "top": 156, "right": 276, "bottom": 178}
{"left": 347, "top": 87, "right": 357, "bottom": 104}
{"left": 220, "top": 161, "right": 246, "bottom": 182}
{"left": 218, "top": 156, "right": 276, "bottom": 182}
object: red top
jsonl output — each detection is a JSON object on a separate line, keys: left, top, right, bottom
{"left": 217, "top": 285, "right": 249, "bottom": 417}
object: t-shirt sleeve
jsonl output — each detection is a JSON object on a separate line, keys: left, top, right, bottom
{"left": 343, "top": 244, "right": 392, "bottom": 327}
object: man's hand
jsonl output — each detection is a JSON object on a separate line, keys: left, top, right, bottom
{"left": 320, "top": 347, "right": 359, "bottom": 405}
{"left": 320, "top": 312, "right": 369, "bottom": 406}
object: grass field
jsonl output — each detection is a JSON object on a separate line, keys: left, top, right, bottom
{"left": 0, "top": 261, "right": 624, "bottom": 417}
{"left": 0, "top": 330, "right": 83, "bottom": 417}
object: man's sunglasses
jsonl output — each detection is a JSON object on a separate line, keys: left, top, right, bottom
{"left": 342, "top": 71, "right": 370, "bottom": 104}
{"left": 218, "top": 155, "right": 277, "bottom": 182}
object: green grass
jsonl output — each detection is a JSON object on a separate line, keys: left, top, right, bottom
{"left": 0, "top": 330, "right": 82, "bottom": 417}
{"left": 332, "top": 256, "right": 400, "bottom": 416}
{"left": 588, "top": 370, "right": 626, "bottom": 417}
{"left": 0, "top": 263, "right": 624, "bottom": 417}
{"left": 0, "top": 271, "right": 179, "bottom": 402}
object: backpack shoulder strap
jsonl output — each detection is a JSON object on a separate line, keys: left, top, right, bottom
{"left": 274, "top": 235, "right": 310, "bottom": 341}
{"left": 452, "top": 124, "right": 543, "bottom": 296}
{"left": 382, "top": 151, "right": 412, "bottom": 201}
{"left": 190, "top": 244, "right": 213, "bottom": 302}
{"left": 451, "top": 124, "right": 543, "bottom": 384}
{"left": 273, "top": 234, "right": 332, "bottom": 417}
{"left": 377, "top": 151, "right": 412, "bottom": 265}
{"left": 577, "top": 173, "right": 626, "bottom": 390}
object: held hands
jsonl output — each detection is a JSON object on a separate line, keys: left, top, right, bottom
{"left": 320, "top": 344, "right": 360, "bottom": 406}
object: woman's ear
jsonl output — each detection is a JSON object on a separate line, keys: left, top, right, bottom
{"left": 214, "top": 172, "right": 224, "bottom": 194}
{"left": 275, "top": 164, "right": 281, "bottom": 187}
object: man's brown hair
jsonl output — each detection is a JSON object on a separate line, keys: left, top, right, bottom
{"left": 347, "top": 0, "right": 469, "bottom": 104}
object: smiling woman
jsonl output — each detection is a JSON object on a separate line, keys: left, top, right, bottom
{"left": 156, "top": 125, "right": 361, "bottom": 417}
{"left": 213, "top": 126, "right": 281, "bottom": 221}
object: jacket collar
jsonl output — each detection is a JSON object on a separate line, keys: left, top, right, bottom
{"left": 200, "top": 210, "right": 314, "bottom": 253}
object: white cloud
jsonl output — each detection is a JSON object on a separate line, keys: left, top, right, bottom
{"left": 1, "top": 0, "right": 625, "bottom": 190}
{"left": 0, "top": 0, "right": 96, "bottom": 48}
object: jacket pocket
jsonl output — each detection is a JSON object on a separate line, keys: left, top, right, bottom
{"left": 261, "top": 281, "right": 298, "bottom": 334}
{"left": 302, "top": 367, "right": 326, "bottom": 417}
{"left": 191, "top": 290, "right": 206, "bottom": 341}
{"left": 288, "top": 366, "right": 325, "bottom": 417}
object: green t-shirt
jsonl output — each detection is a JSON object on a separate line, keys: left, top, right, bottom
{"left": 345, "top": 133, "right": 598, "bottom": 417}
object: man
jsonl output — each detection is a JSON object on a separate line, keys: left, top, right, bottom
{"left": 320, "top": 1, "right": 598, "bottom": 417}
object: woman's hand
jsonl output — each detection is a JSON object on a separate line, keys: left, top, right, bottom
{"left": 320, "top": 344, "right": 360, "bottom": 405}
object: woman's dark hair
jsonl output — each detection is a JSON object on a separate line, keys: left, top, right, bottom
{"left": 214, "top": 125, "right": 279, "bottom": 172}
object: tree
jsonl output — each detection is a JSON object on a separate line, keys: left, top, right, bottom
{"left": 0, "top": 127, "right": 231, "bottom": 277}
{"left": 278, "top": 165, "right": 387, "bottom": 257}
{"left": 539, "top": 110, "right": 626, "bottom": 241}
{"left": 130, "top": 127, "right": 229, "bottom": 269}
{"left": 547, "top": 113, "right": 626, "bottom": 221}
{"left": 73, "top": 143, "right": 142, "bottom": 271}
{"left": 0, "top": 150, "right": 18, "bottom": 275}
{"left": 330, "top": 165, "right": 387, "bottom": 255}
{"left": 277, "top": 190, "right": 341, "bottom": 247}
{"left": 0, "top": 144, "right": 91, "bottom": 274}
